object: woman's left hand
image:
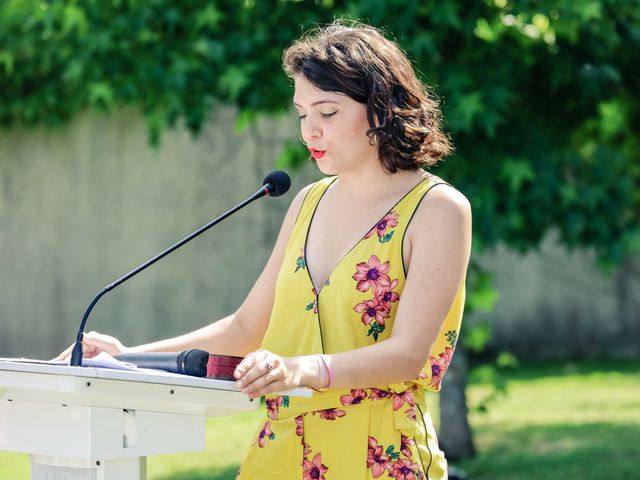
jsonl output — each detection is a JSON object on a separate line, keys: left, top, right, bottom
{"left": 234, "top": 349, "right": 302, "bottom": 399}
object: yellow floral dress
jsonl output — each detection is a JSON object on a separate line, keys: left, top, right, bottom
{"left": 237, "top": 176, "right": 465, "bottom": 480}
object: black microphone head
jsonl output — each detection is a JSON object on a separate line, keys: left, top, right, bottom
{"left": 180, "top": 349, "right": 210, "bottom": 377}
{"left": 263, "top": 171, "right": 291, "bottom": 197}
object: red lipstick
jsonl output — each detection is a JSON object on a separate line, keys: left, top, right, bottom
{"left": 309, "top": 149, "right": 326, "bottom": 159}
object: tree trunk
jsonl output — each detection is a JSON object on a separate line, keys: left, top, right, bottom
{"left": 439, "top": 348, "right": 475, "bottom": 461}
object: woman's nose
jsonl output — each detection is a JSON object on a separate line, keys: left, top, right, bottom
{"left": 301, "top": 118, "right": 321, "bottom": 143}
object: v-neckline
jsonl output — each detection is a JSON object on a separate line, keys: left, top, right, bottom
{"left": 303, "top": 176, "right": 430, "bottom": 296}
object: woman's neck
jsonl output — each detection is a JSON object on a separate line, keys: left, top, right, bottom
{"left": 333, "top": 162, "right": 427, "bottom": 202}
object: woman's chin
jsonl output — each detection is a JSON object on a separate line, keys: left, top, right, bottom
{"left": 314, "top": 159, "right": 337, "bottom": 176}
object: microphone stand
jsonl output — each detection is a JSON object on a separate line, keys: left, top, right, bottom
{"left": 70, "top": 184, "right": 273, "bottom": 367}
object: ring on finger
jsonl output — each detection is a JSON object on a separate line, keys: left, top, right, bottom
{"left": 265, "top": 361, "right": 273, "bottom": 373}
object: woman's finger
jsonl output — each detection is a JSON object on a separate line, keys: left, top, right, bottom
{"left": 234, "top": 351, "right": 263, "bottom": 379}
{"left": 52, "top": 343, "right": 74, "bottom": 362}
{"left": 241, "top": 364, "right": 282, "bottom": 396}
{"left": 237, "top": 356, "right": 282, "bottom": 392}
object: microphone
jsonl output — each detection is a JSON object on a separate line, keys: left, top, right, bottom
{"left": 115, "top": 349, "right": 209, "bottom": 377}
{"left": 70, "top": 171, "right": 291, "bottom": 367}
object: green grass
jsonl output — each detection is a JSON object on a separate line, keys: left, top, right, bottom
{"left": 1, "top": 359, "right": 638, "bottom": 479}
{"left": 455, "top": 359, "right": 640, "bottom": 480}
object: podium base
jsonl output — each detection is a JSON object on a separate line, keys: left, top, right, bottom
{"left": 31, "top": 455, "right": 146, "bottom": 480}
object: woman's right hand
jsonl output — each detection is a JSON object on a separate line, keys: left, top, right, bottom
{"left": 53, "top": 331, "right": 130, "bottom": 362}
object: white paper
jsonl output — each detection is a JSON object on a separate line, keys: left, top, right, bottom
{"left": 0, "top": 353, "right": 139, "bottom": 371}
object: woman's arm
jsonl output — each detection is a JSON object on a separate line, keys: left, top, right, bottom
{"left": 57, "top": 183, "right": 313, "bottom": 360}
{"left": 235, "top": 185, "right": 472, "bottom": 396}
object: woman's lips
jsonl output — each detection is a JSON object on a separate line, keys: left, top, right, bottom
{"left": 309, "top": 149, "right": 326, "bottom": 159}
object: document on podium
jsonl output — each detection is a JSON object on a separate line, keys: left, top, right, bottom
{"left": 0, "top": 352, "right": 146, "bottom": 372}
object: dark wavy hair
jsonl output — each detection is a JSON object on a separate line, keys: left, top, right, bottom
{"left": 282, "top": 20, "right": 453, "bottom": 173}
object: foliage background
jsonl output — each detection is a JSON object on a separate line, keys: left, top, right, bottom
{"left": 2, "top": 0, "right": 638, "bottom": 264}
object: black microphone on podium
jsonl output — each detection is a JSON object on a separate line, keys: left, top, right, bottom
{"left": 114, "top": 349, "right": 210, "bottom": 377}
{"left": 69, "top": 171, "right": 291, "bottom": 367}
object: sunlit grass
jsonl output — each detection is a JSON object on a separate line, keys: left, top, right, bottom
{"left": 455, "top": 360, "right": 640, "bottom": 480}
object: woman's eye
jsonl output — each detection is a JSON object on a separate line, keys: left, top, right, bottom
{"left": 321, "top": 111, "right": 337, "bottom": 118}
{"left": 297, "top": 114, "right": 306, "bottom": 120}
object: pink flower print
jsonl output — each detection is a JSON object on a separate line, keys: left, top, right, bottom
{"left": 377, "top": 279, "right": 400, "bottom": 310}
{"left": 389, "top": 458, "right": 422, "bottom": 480}
{"left": 352, "top": 255, "right": 392, "bottom": 296}
{"left": 405, "top": 407, "right": 417, "bottom": 422}
{"left": 392, "top": 390, "right": 416, "bottom": 411}
{"left": 266, "top": 396, "right": 283, "bottom": 420}
{"left": 367, "top": 436, "right": 393, "bottom": 478}
{"left": 365, "top": 212, "right": 399, "bottom": 242}
{"left": 302, "top": 441, "right": 312, "bottom": 457}
{"left": 256, "top": 421, "right": 274, "bottom": 448}
{"left": 353, "top": 297, "right": 390, "bottom": 326}
{"left": 369, "top": 388, "right": 392, "bottom": 401}
{"left": 295, "top": 414, "right": 304, "bottom": 437}
{"left": 416, "top": 371, "right": 428, "bottom": 381}
{"left": 314, "top": 408, "right": 346, "bottom": 420}
{"left": 340, "top": 388, "right": 368, "bottom": 406}
{"left": 400, "top": 435, "right": 415, "bottom": 458}
{"left": 302, "top": 452, "right": 328, "bottom": 480}
{"left": 428, "top": 346, "right": 454, "bottom": 390}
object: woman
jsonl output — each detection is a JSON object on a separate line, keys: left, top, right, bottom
{"left": 62, "top": 21, "right": 471, "bottom": 479}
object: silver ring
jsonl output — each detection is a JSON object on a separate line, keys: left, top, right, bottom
{"left": 265, "top": 361, "right": 273, "bottom": 373}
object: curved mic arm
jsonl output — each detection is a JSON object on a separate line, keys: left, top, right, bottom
{"left": 69, "top": 184, "right": 272, "bottom": 367}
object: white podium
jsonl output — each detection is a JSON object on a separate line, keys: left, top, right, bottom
{"left": 0, "top": 360, "right": 270, "bottom": 480}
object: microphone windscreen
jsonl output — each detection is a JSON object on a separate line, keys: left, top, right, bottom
{"left": 181, "top": 349, "right": 210, "bottom": 377}
{"left": 263, "top": 171, "right": 291, "bottom": 197}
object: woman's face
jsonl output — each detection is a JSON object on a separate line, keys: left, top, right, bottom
{"left": 293, "top": 74, "right": 378, "bottom": 176}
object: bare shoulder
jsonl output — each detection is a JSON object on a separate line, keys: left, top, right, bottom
{"left": 283, "top": 182, "right": 316, "bottom": 219}
{"left": 408, "top": 180, "right": 472, "bottom": 243}
{"left": 419, "top": 180, "right": 471, "bottom": 222}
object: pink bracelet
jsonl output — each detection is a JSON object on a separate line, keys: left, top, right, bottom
{"left": 318, "top": 354, "right": 333, "bottom": 388}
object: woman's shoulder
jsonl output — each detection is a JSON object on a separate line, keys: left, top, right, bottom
{"left": 283, "top": 176, "right": 335, "bottom": 220}
{"left": 423, "top": 174, "right": 471, "bottom": 212}
{"left": 409, "top": 174, "right": 472, "bottom": 236}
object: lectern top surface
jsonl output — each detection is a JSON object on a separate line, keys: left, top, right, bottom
{"left": 0, "top": 360, "right": 311, "bottom": 397}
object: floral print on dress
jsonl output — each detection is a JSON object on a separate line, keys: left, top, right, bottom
{"left": 400, "top": 435, "right": 415, "bottom": 458}
{"left": 265, "top": 396, "right": 289, "bottom": 420}
{"left": 313, "top": 408, "right": 347, "bottom": 420}
{"left": 367, "top": 436, "right": 393, "bottom": 478}
{"left": 256, "top": 421, "right": 275, "bottom": 448}
{"left": 352, "top": 255, "right": 400, "bottom": 341}
{"left": 295, "top": 414, "right": 304, "bottom": 437}
{"left": 265, "top": 397, "right": 282, "bottom": 420}
{"left": 428, "top": 345, "right": 454, "bottom": 390}
{"left": 365, "top": 212, "right": 400, "bottom": 243}
{"left": 302, "top": 452, "right": 329, "bottom": 480}
{"left": 367, "top": 436, "right": 424, "bottom": 480}
{"left": 353, "top": 255, "right": 392, "bottom": 296}
{"left": 369, "top": 388, "right": 392, "bottom": 401}
{"left": 354, "top": 297, "right": 390, "bottom": 327}
{"left": 392, "top": 390, "right": 416, "bottom": 412}
{"left": 305, "top": 288, "right": 318, "bottom": 314}
{"left": 340, "top": 388, "right": 368, "bottom": 406}
{"left": 389, "top": 458, "right": 423, "bottom": 480}
{"left": 295, "top": 247, "right": 306, "bottom": 272}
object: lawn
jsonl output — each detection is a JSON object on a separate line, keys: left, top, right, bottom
{"left": 1, "top": 359, "right": 638, "bottom": 479}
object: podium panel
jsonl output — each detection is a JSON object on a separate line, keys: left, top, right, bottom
{"left": 0, "top": 361, "right": 272, "bottom": 480}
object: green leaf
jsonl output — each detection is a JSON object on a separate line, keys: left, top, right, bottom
{"left": 465, "top": 321, "right": 492, "bottom": 353}
{"left": 499, "top": 160, "right": 535, "bottom": 192}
